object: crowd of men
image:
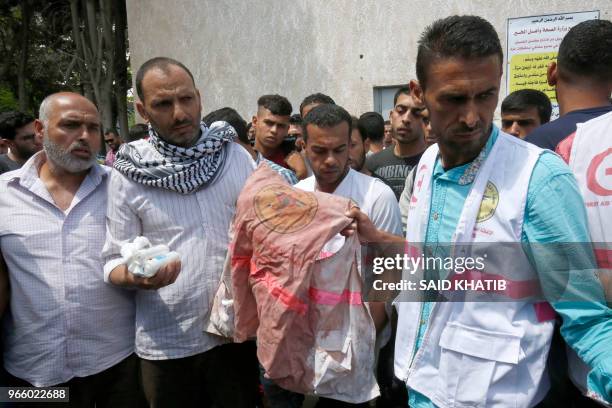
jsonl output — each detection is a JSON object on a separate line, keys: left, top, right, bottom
{"left": 0, "top": 14, "right": 611, "bottom": 408}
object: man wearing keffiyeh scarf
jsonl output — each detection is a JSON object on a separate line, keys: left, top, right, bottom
{"left": 114, "top": 120, "right": 236, "bottom": 194}
{"left": 103, "top": 57, "right": 259, "bottom": 408}
{"left": 115, "top": 58, "right": 236, "bottom": 194}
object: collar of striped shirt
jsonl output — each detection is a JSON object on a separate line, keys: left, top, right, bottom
{"left": 5, "top": 150, "right": 108, "bottom": 190}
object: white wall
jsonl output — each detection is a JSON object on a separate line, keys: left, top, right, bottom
{"left": 126, "top": 0, "right": 611, "bottom": 120}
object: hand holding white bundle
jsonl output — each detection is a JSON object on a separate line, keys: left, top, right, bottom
{"left": 120, "top": 236, "right": 180, "bottom": 278}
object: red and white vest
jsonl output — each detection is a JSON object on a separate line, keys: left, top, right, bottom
{"left": 566, "top": 111, "right": 612, "bottom": 274}
{"left": 560, "top": 111, "right": 612, "bottom": 404}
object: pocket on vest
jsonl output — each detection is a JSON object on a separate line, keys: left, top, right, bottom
{"left": 436, "top": 322, "right": 521, "bottom": 407}
{"left": 313, "top": 330, "right": 352, "bottom": 388}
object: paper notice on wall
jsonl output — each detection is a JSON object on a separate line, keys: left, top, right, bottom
{"left": 506, "top": 11, "right": 600, "bottom": 119}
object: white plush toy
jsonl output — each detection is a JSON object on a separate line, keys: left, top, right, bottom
{"left": 120, "top": 236, "right": 180, "bottom": 278}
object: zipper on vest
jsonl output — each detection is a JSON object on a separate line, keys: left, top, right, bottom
{"left": 406, "top": 302, "right": 438, "bottom": 383}
{"left": 404, "top": 302, "right": 424, "bottom": 382}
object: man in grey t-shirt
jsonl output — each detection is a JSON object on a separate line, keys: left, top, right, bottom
{"left": 365, "top": 87, "right": 427, "bottom": 201}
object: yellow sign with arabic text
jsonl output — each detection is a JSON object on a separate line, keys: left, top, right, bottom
{"left": 508, "top": 52, "right": 557, "bottom": 101}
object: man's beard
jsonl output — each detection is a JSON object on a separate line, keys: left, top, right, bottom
{"left": 149, "top": 117, "right": 201, "bottom": 147}
{"left": 43, "top": 135, "right": 97, "bottom": 173}
{"left": 15, "top": 144, "right": 40, "bottom": 161}
{"left": 393, "top": 127, "right": 421, "bottom": 145}
{"left": 350, "top": 153, "right": 365, "bottom": 171}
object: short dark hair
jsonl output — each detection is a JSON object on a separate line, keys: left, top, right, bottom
{"left": 393, "top": 87, "right": 411, "bottom": 106}
{"left": 501, "top": 89, "right": 552, "bottom": 124}
{"left": 289, "top": 113, "right": 302, "bottom": 125}
{"left": 127, "top": 123, "right": 149, "bottom": 142}
{"left": 351, "top": 116, "right": 368, "bottom": 143}
{"left": 104, "top": 128, "right": 119, "bottom": 137}
{"left": 299, "top": 93, "right": 336, "bottom": 116}
{"left": 135, "top": 57, "right": 196, "bottom": 102}
{"left": 203, "top": 107, "right": 248, "bottom": 144}
{"left": 257, "top": 94, "right": 292, "bottom": 116}
{"left": 416, "top": 15, "right": 503, "bottom": 89}
{"left": 358, "top": 112, "right": 385, "bottom": 143}
{"left": 0, "top": 111, "right": 35, "bottom": 140}
{"left": 557, "top": 19, "right": 612, "bottom": 83}
{"left": 302, "top": 104, "right": 352, "bottom": 143}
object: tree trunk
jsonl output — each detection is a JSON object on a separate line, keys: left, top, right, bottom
{"left": 84, "top": 0, "right": 98, "bottom": 62}
{"left": 17, "top": 1, "right": 31, "bottom": 112}
{"left": 113, "top": 0, "right": 129, "bottom": 139}
{"left": 98, "top": 88, "right": 114, "bottom": 131}
{"left": 69, "top": 0, "right": 128, "bottom": 146}
{"left": 69, "top": 0, "right": 94, "bottom": 102}
{"left": 80, "top": 1, "right": 102, "bottom": 107}
{"left": 98, "top": 0, "right": 114, "bottom": 133}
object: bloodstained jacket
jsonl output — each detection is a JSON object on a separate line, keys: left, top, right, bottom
{"left": 210, "top": 164, "right": 379, "bottom": 403}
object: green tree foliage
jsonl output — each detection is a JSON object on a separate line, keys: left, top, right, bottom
{"left": 1, "top": 1, "right": 78, "bottom": 114}
{"left": 0, "top": 86, "right": 18, "bottom": 112}
{"left": 0, "top": 0, "right": 131, "bottom": 139}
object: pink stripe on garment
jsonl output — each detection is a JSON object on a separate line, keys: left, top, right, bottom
{"left": 595, "top": 248, "right": 612, "bottom": 269}
{"left": 255, "top": 273, "right": 309, "bottom": 316}
{"left": 534, "top": 302, "right": 556, "bottom": 322}
{"left": 405, "top": 243, "right": 421, "bottom": 258}
{"left": 308, "top": 287, "right": 362, "bottom": 305}
{"left": 450, "top": 270, "right": 556, "bottom": 322}
{"left": 231, "top": 255, "right": 250, "bottom": 269}
{"left": 448, "top": 269, "right": 542, "bottom": 299}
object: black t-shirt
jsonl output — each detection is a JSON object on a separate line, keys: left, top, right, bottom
{"left": 365, "top": 147, "right": 422, "bottom": 201}
{"left": 0, "top": 154, "right": 20, "bottom": 175}
{"left": 525, "top": 106, "right": 612, "bottom": 150}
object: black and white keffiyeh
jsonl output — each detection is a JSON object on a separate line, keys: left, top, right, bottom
{"left": 113, "top": 121, "right": 236, "bottom": 194}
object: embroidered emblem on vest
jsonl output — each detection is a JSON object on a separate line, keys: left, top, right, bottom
{"left": 586, "top": 148, "right": 612, "bottom": 196}
{"left": 254, "top": 184, "right": 318, "bottom": 233}
{"left": 477, "top": 181, "right": 499, "bottom": 223}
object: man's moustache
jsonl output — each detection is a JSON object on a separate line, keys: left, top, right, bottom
{"left": 69, "top": 142, "right": 91, "bottom": 153}
{"left": 453, "top": 126, "right": 481, "bottom": 133}
{"left": 173, "top": 121, "right": 192, "bottom": 129}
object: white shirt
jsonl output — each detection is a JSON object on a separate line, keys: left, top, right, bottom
{"left": 0, "top": 152, "right": 135, "bottom": 387}
{"left": 295, "top": 168, "right": 402, "bottom": 236}
{"left": 296, "top": 168, "right": 401, "bottom": 347}
{"left": 102, "top": 142, "right": 255, "bottom": 360}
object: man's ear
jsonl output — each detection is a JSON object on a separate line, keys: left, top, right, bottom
{"left": 33, "top": 119, "right": 45, "bottom": 141}
{"left": 3, "top": 138, "right": 15, "bottom": 150}
{"left": 410, "top": 80, "right": 424, "bottom": 106}
{"left": 251, "top": 115, "right": 258, "bottom": 127}
{"left": 136, "top": 100, "right": 149, "bottom": 122}
{"left": 547, "top": 62, "right": 558, "bottom": 87}
{"left": 196, "top": 89, "right": 202, "bottom": 116}
{"left": 364, "top": 138, "right": 371, "bottom": 152}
